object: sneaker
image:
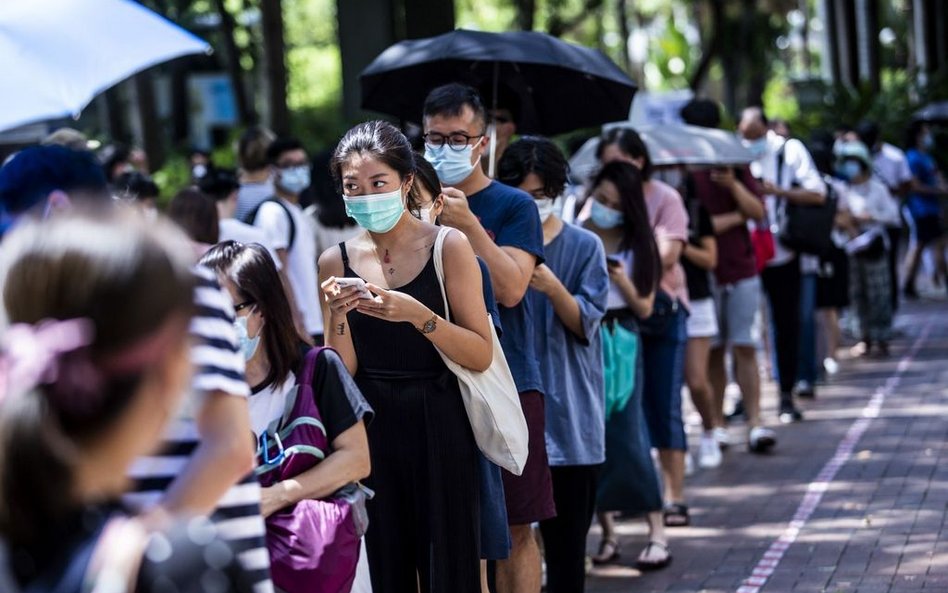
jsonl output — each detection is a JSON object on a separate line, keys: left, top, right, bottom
{"left": 778, "top": 401, "right": 804, "bottom": 424}
{"left": 795, "top": 380, "right": 815, "bottom": 399}
{"left": 748, "top": 426, "right": 777, "bottom": 453}
{"left": 713, "top": 426, "right": 731, "bottom": 449}
{"left": 823, "top": 357, "right": 839, "bottom": 376}
{"left": 698, "top": 433, "right": 722, "bottom": 468}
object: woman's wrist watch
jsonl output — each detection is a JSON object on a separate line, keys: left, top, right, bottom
{"left": 418, "top": 313, "right": 438, "bottom": 334}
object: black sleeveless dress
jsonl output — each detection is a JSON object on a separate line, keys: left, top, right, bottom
{"left": 340, "top": 243, "right": 480, "bottom": 593}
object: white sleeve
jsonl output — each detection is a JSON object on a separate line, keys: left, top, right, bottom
{"left": 871, "top": 182, "right": 901, "bottom": 226}
{"left": 787, "top": 140, "right": 827, "bottom": 195}
{"left": 254, "top": 201, "right": 292, "bottom": 251}
{"left": 898, "top": 155, "right": 914, "bottom": 185}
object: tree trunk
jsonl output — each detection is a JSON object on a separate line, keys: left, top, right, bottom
{"left": 260, "top": 0, "right": 290, "bottom": 135}
{"left": 616, "top": 0, "right": 631, "bottom": 73}
{"left": 103, "top": 86, "right": 130, "bottom": 144}
{"left": 213, "top": 0, "right": 257, "bottom": 125}
{"left": 689, "top": 0, "right": 724, "bottom": 92}
{"left": 515, "top": 0, "right": 536, "bottom": 31}
{"left": 403, "top": 0, "right": 455, "bottom": 39}
{"left": 134, "top": 71, "right": 165, "bottom": 169}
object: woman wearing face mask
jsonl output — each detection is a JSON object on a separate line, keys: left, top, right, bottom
{"left": 833, "top": 142, "right": 901, "bottom": 357}
{"left": 200, "top": 241, "right": 372, "bottom": 593}
{"left": 318, "top": 121, "right": 493, "bottom": 593}
{"left": 596, "top": 128, "right": 692, "bottom": 528}
{"left": 582, "top": 161, "right": 671, "bottom": 570}
{"left": 497, "top": 137, "right": 609, "bottom": 592}
{"left": 902, "top": 121, "right": 948, "bottom": 298}
{"left": 0, "top": 211, "right": 254, "bottom": 593}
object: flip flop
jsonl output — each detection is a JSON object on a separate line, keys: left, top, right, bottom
{"left": 591, "top": 538, "right": 620, "bottom": 565}
{"left": 636, "top": 540, "right": 672, "bottom": 571}
{"left": 663, "top": 502, "right": 690, "bottom": 527}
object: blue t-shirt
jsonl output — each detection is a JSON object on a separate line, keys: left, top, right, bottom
{"left": 467, "top": 181, "right": 545, "bottom": 394}
{"left": 906, "top": 149, "right": 941, "bottom": 219}
{"left": 528, "top": 224, "right": 609, "bottom": 466}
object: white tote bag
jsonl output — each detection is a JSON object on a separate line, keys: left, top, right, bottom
{"left": 431, "top": 227, "right": 529, "bottom": 475}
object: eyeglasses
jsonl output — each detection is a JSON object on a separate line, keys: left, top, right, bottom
{"left": 234, "top": 300, "right": 256, "bottom": 313}
{"left": 423, "top": 132, "right": 484, "bottom": 152}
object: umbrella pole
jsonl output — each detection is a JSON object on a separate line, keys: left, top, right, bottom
{"left": 488, "top": 62, "right": 499, "bottom": 179}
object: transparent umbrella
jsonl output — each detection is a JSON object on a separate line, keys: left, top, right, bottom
{"left": 0, "top": 0, "right": 209, "bottom": 132}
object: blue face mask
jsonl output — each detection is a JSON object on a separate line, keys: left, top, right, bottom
{"left": 233, "top": 314, "right": 261, "bottom": 361}
{"left": 344, "top": 188, "right": 406, "bottom": 233}
{"left": 742, "top": 137, "right": 768, "bottom": 158}
{"left": 590, "top": 200, "right": 623, "bottom": 229}
{"left": 278, "top": 166, "right": 311, "bottom": 194}
{"left": 839, "top": 161, "right": 863, "bottom": 181}
{"left": 424, "top": 143, "right": 479, "bottom": 185}
{"left": 922, "top": 133, "right": 935, "bottom": 151}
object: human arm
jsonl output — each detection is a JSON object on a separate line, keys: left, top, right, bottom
{"left": 439, "top": 187, "right": 538, "bottom": 308}
{"left": 710, "top": 167, "right": 765, "bottom": 225}
{"left": 608, "top": 259, "right": 654, "bottom": 319}
{"left": 761, "top": 141, "right": 826, "bottom": 206}
{"left": 530, "top": 265, "right": 583, "bottom": 338}
{"left": 319, "top": 245, "right": 360, "bottom": 375}
{"left": 683, "top": 236, "right": 717, "bottom": 271}
{"left": 531, "top": 237, "right": 609, "bottom": 342}
{"left": 355, "top": 230, "right": 493, "bottom": 371}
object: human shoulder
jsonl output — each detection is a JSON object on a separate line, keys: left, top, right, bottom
{"left": 881, "top": 142, "right": 908, "bottom": 162}
{"left": 479, "top": 181, "right": 535, "bottom": 211}
{"left": 561, "top": 222, "right": 603, "bottom": 251}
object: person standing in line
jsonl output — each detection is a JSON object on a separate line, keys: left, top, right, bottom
{"left": 901, "top": 121, "right": 948, "bottom": 298}
{"left": 247, "top": 138, "right": 322, "bottom": 344}
{"left": 236, "top": 126, "right": 277, "bottom": 221}
{"left": 0, "top": 212, "right": 255, "bottom": 593}
{"left": 680, "top": 99, "right": 775, "bottom": 453}
{"left": 585, "top": 161, "right": 670, "bottom": 570}
{"left": 596, "top": 128, "right": 691, "bottom": 527}
{"left": 739, "top": 106, "right": 827, "bottom": 424}
{"left": 853, "top": 121, "right": 914, "bottom": 312}
{"left": 320, "top": 121, "right": 493, "bottom": 593}
{"left": 199, "top": 167, "right": 283, "bottom": 269}
{"left": 422, "top": 84, "right": 554, "bottom": 593}
{"left": 497, "top": 137, "right": 609, "bottom": 592}
{"left": 678, "top": 171, "right": 721, "bottom": 468}
{"left": 411, "top": 157, "right": 512, "bottom": 593}
{"left": 835, "top": 141, "right": 901, "bottom": 356}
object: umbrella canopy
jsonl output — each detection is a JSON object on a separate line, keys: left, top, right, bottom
{"left": 913, "top": 101, "right": 948, "bottom": 123}
{"left": 568, "top": 123, "right": 755, "bottom": 183}
{"left": 359, "top": 29, "right": 637, "bottom": 136}
{"left": 0, "top": 0, "right": 210, "bottom": 132}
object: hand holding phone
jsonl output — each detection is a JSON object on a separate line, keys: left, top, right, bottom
{"left": 333, "top": 277, "right": 375, "bottom": 299}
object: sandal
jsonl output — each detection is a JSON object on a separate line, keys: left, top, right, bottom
{"left": 663, "top": 503, "right": 690, "bottom": 527}
{"left": 591, "top": 538, "right": 620, "bottom": 565}
{"left": 636, "top": 540, "right": 672, "bottom": 571}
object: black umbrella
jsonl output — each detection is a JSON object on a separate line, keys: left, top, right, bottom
{"left": 914, "top": 101, "right": 948, "bottom": 123}
{"left": 359, "top": 29, "right": 637, "bottom": 136}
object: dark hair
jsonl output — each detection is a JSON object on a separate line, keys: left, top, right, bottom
{"left": 200, "top": 241, "right": 302, "bottom": 388}
{"left": 496, "top": 136, "right": 569, "bottom": 199}
{"left": 98, "top": 144, "right": 131, "bottom": 182}
{"left": 807, "top": 130, "right": 836, "bottom": 176}
{"left": 596, "top": 128, "right": 654, "bottom": 180}
{"left": 331, "top": 121, "right": 415, "bottom": 192}
{"left": 198, "top": 168, "right": 241, "bottom": 202}
{"left": 905, "top": 120, "right": 927, "bottom": 150}
{"left": 591, "top": 161, "right": 660, "bottom": 296}
{"left": 167, "top": 188, "right": 220, "bottom": 245}
{"left": 0, "top": 210, "right": 195, "bottom": 547}
{"left": 0, "top": 145, "right": 108, "bottom": 217}
{"left": 266, "top": 138, "right": 306, "bottom": 166}
{"left": 113, "top": 171, "right": 160, "bottom": 201}
{"left": 680, "top": 99, "right": 722, "bottom": 129}
{"left": 423, "top": 83, "right": 487, "bottom": 131}
{"left": 410, "top": 156, "right": 440, "bottom": 214}
{"left": 237, "top": 126, "right": 276, "bottom": 172}
{"left": 855, "top": 120, "right": 880, "bottom": 148}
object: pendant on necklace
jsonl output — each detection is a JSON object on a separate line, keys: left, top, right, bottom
{"left": 383, "top": 249, "right": 391, "bottom": 264}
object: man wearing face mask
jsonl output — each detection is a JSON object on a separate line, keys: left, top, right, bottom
{"left": 423, "top": 84, "right": 553, "bottom": 593}
{"left": 902, "top": 121, "right": 948, "bottom": 298}
{"left": 738, "top": 106, "right": 826, "bottom": 424}
{"left": 247, "top": 137, "right": 322, "bottom": 344}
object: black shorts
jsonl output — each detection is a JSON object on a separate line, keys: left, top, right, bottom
{"left": 816, "top": 246, "right": 850, "bottom": 309}
{"left": 911, "top": 214, "right": 944, "bottom": 245}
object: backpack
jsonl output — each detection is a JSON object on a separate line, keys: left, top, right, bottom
{"left": 244, "top": 197, "right": 297, "bottom": 250}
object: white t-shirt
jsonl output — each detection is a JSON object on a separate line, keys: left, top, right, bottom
{"left": 219, "top": 218, "right": 283, "bottom": 271}
{"left": 254, "top": 198, "right": 322, "bottom": 336}
{"left": 871, "top": 143, "right": 912, "bottom": 228}
{"left": 845, "top": 177, "right": 901, "bottom": 231}
{"left": 750, "top": 131, "right": 827, "bottom": 267}
{"left": 248, "top": 371, "right": 296, "bottom": 437}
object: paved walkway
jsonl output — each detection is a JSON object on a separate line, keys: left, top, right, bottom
{"left": 585, "top": 299, "right": 948, "bottom": 593}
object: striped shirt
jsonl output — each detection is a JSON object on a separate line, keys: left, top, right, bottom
{"left": 125, "top": 266, "right": 273, "bottom": 593}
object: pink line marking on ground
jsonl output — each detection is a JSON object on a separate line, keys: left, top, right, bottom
{"left": 736, "top": 321, "right": 932, "bottom": 592}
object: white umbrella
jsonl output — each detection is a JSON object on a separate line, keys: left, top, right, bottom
{"left": 0, "top": 0, "right": 210, "bottom": 132}
{"left": 569, "top": 123, "right": 755, "bottom": 183}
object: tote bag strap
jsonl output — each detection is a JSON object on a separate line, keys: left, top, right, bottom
{"left": 432, "top": 226, "right": 453, "bottom": 320}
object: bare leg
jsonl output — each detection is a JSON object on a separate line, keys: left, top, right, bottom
{"left": 821, "top": 308, "right": 840, "bottom": 360}
{"left": 645, "top": 511, "right": 667, "bottom": 545}
{"left": 496, "top": 525, "right": 542, "bottom": 593}
{"left": 708, "top": 346, "right": 728, "bottom": 428}
{"left": 659, "top": 449, "right": 686, "bottom": 505}
{"left": 685, "top": 337, "right": 715, "bottom": 431}
{"left": 480, "top": 561, "right": 490, "bottom": 593}
{"left": 903, "top": 243, "right": 923, "bottom": 292}
{"left": 732, "top": 345, "right": 762, "bottom": 427}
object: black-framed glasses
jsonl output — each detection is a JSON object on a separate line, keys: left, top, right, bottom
{"left": 423, "top": 132, "right": 484, "bottom": 152}
{"left": 234, "top": 300, "right": 256, "bottom": 313}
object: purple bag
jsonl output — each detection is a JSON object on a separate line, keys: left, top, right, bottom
{"left": 256, "top": 347, "right": 367, "bottom": 593}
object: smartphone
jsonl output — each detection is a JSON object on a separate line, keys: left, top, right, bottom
{"left": 606, "top": 256, "right": 621, "bottom": 268}
{"left": 334, "top": 277, "right": 374, "bottom": 299}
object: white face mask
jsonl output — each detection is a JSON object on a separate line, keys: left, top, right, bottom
{"left": 535, "top": 198, "right": 556, "bottom": 222}
{"left": 278, "top": 166, "right": 311, "bottom": 194}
